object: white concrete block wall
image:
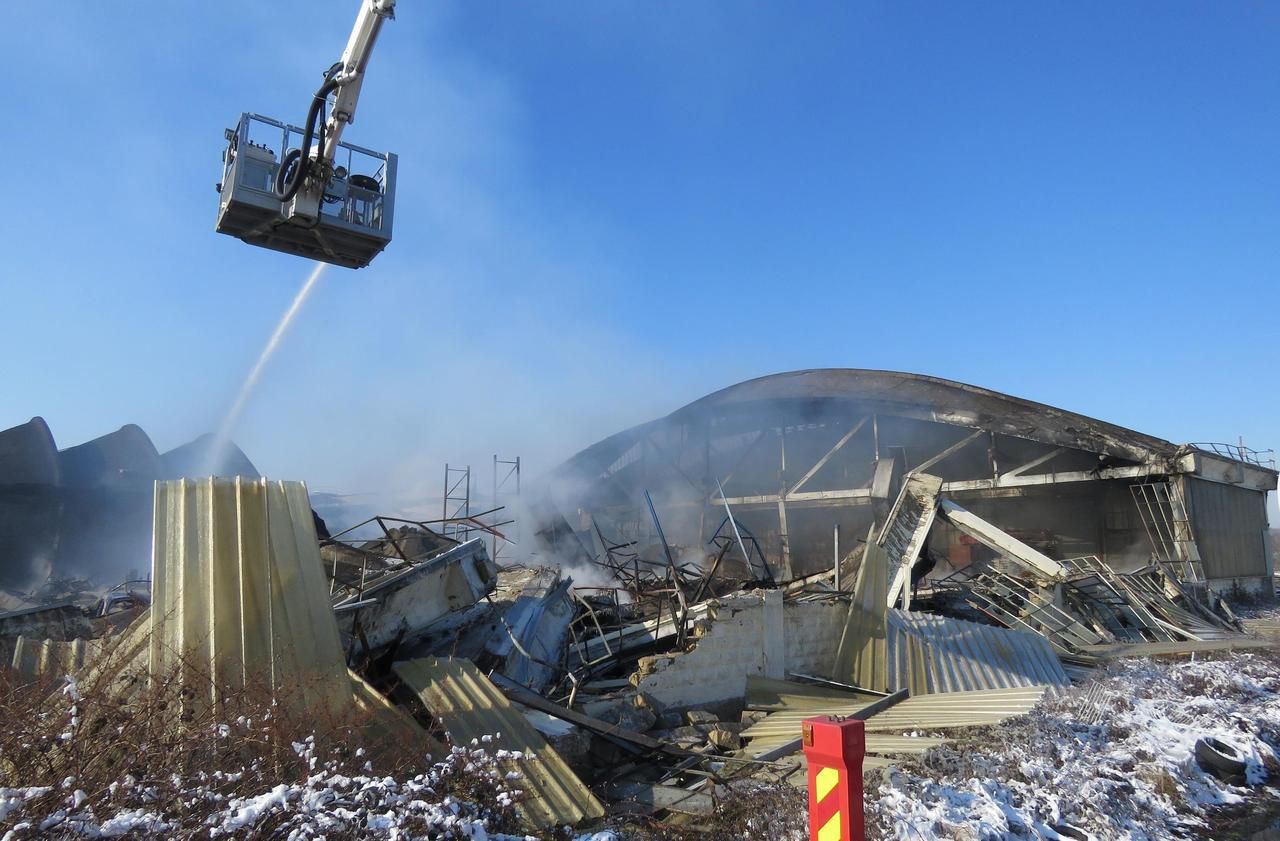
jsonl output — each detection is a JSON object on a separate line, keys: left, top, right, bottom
{"left": 633, "top": 592, "right": 849, "bottom": 710}
{"left": 633, "top": 594, "right": 767, "bottom": 709}
{"left": 783, "top": 600, "right": 848, "bottom": 676}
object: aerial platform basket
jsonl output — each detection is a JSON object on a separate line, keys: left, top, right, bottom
{"left": 215, "top": 113, "right": 397, "bottom": 269}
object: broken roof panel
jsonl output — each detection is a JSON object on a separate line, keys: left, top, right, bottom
{"left": 485, "top": 571, "right": 574, "bottom": 692}
{"left": 1080, "top": 638, "right": 1274, "bottom": 659}
{"left": 938, "top": 499, "right": 1067, "bottom": 580}
{"left": 745, "top": 675, "right": 884, "bottom": 711}
{"left": 867, "top": 686, "right": 1048, "bottom": 729}
{"left": 830, "top": 524, "right": 889, "bottom": 691}
{"left": 743, "top": 684, "right": 1046, "bottom": 751}
{"left": 11, "top": 635, "right": 102, "bottom": 680}
{"left": 886, "top": 610, "right": 1070, "bottom": 694}
{"left": 741, "top": 678, "right": 1046, "bottom": 792}
{"left": 392, "top": 657, "right": 605, "bottom": 829}
{"left": 880, "top": 473, "right": 943, "bottom": 610}
{"left": 335, "top": 537, "right": 496, "bottom": 651}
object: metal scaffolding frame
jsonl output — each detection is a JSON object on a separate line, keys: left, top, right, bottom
{"left": 493, "top": 454, "right": 521, "bottom": 567}
{"left": 442, "top": 464, "right": 472, "bottom": 543}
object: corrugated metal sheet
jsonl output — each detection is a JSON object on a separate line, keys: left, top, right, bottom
{"left": 742, "top": 677, "right": 1046, "bottom": 784}
{"left": 886, "top": 610, "right": 1069, "bottom": 694}
{"left": 348, "top": 669, "right": 438, "bottom": 748}
{"left": 831, "top": 524, "right": 889, "bottom": 691}
{"left": 1245, "top": 618, "right": 1280, "bottom": 639}
{"left": 1185, "top": 477, "right": 1269, "bottom": 580}
{"left": 860, "top": 686, "right": 1047, "bottom": 729}
{"left": 393, "top": 657, "right": 605, "bottom": 830}
{"left": 81, "top": 608, "right": 152, "bottom": 691}
{"left": 746, "top": 675, "right": 883, "bottom": 711}
{"left": 743, "top": 685, "right": 1045, "bottom": 736}
{"left": 1081, "top": 637, "right": 1274, "bottom": 659}
{"left": 11, "top": 636, "right": 102, "bottom": 679}
{"left": 150, "top": 478, "right": 366, "bottom": 713}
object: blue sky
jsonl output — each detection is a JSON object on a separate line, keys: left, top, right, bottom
{"left": 2, "top": 2, "right": 1277, "bottom": 508}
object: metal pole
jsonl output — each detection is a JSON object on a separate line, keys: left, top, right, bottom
{"left": 834, "top": 524, "right": 841, "bottom": 590}
{"left": 514, "top": 457, "right": 522, "bottom": 565}
{"left": 717, "top": 479, "right": 768, "bottom": 584}
{"left": 443, "top": 463, "right": 450, "bottom": 522}
{"left": 492, "top": 454, "right": 499, "bottom": 563}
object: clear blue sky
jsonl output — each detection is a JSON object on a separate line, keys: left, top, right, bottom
{"left": 2, "top": 2, "right": 1277, "bottom": 508}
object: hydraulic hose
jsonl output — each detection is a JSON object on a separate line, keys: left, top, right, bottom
{"left": 273, "top": 68, "right": 343, "bottom": 203}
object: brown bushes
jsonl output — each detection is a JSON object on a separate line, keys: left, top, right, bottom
{"left": 0, "top": 660, "right": 523, "bottom": 839}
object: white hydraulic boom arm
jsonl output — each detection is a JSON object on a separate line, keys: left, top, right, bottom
{"left": 320, "top": 0, "right": 396, "bottom": 168}
{"left": 279, "top": 0, "right": 397, "bottom": 222}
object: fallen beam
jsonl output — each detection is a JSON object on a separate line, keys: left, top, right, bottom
{"left": 752, "top": 688, "right": 908, "bottom": 761}
{"left": 938, "top": 499, "right": 1066, "bottom": 580}
{"left": 490, "top": 672, "right": 696, "bottom": 758}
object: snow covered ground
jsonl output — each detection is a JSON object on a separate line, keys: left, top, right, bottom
{"left": 866, "top": 652, "right": 1280, "bottom": 840}
{"left": 5, "top": 653, "right": 1279, "bottom": 839}
{"left": 0, "top": 740, "right": 546, "bottom": 840}
{"left": 0, "top": 677, "right": 617, "bottom": 841}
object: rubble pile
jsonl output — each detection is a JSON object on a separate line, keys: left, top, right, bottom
{"left": 0, "top": 471, "right": 1275, "bottom": 838}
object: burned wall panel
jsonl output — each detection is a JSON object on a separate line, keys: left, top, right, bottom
{"left": 1185, "top": 477, "right": 1269, "bottom": 582}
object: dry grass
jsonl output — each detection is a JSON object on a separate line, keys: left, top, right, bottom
{"left": 0, "top": 652, "right": 524, "bottom": 839}
{"left": 611, "top": 782, "right": 808, "bottom": 841}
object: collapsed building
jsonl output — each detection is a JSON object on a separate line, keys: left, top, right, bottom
{"left": 541, "top": 369, "right": 1277, "bottom": 596}
{"left": 0, "top": 370, "right": 1276, "bottom": 833}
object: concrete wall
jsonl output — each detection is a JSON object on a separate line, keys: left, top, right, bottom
{"left": 632, "top": 591, "right": 847, "bottom": 710}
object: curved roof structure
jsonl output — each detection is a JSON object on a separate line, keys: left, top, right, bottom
{"left": 0, "top": 417, "right": 60, "bottom": 486}
{"left": 559, "top": 369, "right": 1178, "bottom": 482}
{"left": 542, "top": 368, "right": 1274, "bottom": 589}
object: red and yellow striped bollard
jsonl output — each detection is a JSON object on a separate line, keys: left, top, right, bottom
{"left": 802, "top": 715, "right": 865, "bottom": 841}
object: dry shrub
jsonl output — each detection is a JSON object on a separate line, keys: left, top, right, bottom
{"left": 614, "top": 782, "right": 808, "bottom": 841}
{"left": 0, "top": 649, "right": 525, "bottom": 839}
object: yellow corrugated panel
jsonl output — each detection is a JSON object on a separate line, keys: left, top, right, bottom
{"left": 11, "top": 636, "right": 102, "bottom": 679}
{"left": 831, "top": 525, "right": 889, "bottom": 691}
{"left": 886, "top": 610, "right": 1070, "bottom": 694}
{"left": 80, "top": 609, "right": 152, "bottom": 693}
{"left": 858, "top": 686, "right": 1047, "bottom": 730}
{"left": 1083, "top": 637, "right": 1272, "bottom": 659}
{"left": 744, "top": 685, "right": 1045, "bottom": 757}
{"left": 393, "top": 657, "right": 605, "bottom": 830}
{"left": 746, "top": 675, "right": 882, "bottom": 710}
{"left": 150, "top": 478, "right": 352, "bottom": 712}
{"left": 1244, "top": 619, "right": 1280, "bottom": 638}
{"left": 148, "top": 475, "right": 433, "bottom": 742}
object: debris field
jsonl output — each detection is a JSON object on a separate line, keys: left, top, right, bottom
{"left": 0, "top": 369, "right": 1278, "bottom": 839}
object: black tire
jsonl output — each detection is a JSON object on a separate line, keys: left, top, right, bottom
{"left": 349, "top": 174, "right": 381, "bottom": 193}
{"left": 1195, "top": 736, "right": 1248, "bottom": 783}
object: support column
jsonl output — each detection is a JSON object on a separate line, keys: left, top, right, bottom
{"left": 763, "top": 588, "right": 786, "bottom": 680}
